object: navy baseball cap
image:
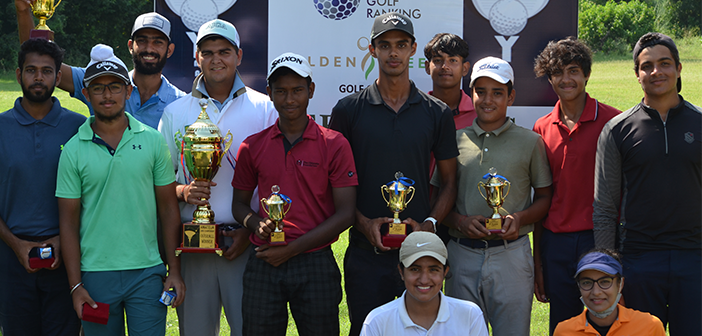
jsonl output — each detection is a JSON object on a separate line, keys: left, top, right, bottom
{"left": 370, "top": 12, "right": 414, "bottom": 42}
{"left": 575, "top": 252, "right": 623, "bottom": 278}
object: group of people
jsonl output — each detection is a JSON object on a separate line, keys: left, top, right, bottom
{"left": 1, "top": 2, "right": 699, "bottom": 335}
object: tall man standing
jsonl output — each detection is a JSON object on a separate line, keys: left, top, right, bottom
{"left": 434, "top": 56, "right": 552, "bottom": 335}
{"left": 593, "top": 32, "right": 701, "bottom": 334}
{"left": 532, "top": 37, "right": 620, "bottom": 334}
{"left": 329, "top": 13, "right": 458, "bottom": 336}
{"left": 159, "top": 19, "right": 277, "bottom": 336}
{"left": 16, "top": 0, "right": 185, "bottom": 129}
{"left": 0, "top": 38, "right": 85, "bottom": 336}
{"left": 56, "top": 45, "right": 185, "bottom": 335}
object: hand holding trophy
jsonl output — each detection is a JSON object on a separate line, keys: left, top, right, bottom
{"left": 30, "top": 0, "right": 62, "bottom": 40}
{"left": 175, "top": 99, "right": 233, "bottom": 256}
{"left": 478, "top": 167, "right": 511, "bottom": 234}
{"left": 380, "top": 171, "right": 415, "bottom": 247}
{"left": 260, "top": 185, "right": 292, "bottom": 246}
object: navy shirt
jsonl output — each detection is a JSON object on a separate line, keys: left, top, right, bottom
{"left": 0, "top": 97, "right": 85, "bottom": 236}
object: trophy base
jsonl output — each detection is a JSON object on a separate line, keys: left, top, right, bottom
{"left": 176, "top": 222, "right": 223, "bottom": 256}
{"left": 29, "top": 257, "right": 54, "bottom": 269}
{"left": 382, "top": 234, "right": 407, "bottom": 248}
{"left": 485, "top": 217, "right": 503, "bottom": 234}
{"left": 30, "top": 29, "right": 54, "bottom": 41}
{"left": 269, "top": 231, "right": 287, "bottom": 246}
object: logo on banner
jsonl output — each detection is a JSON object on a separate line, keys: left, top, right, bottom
{"left": 358, "top": 37, "right": 375, "bottom": 79}
{"left": 165, "top": 0, "right": 238, "bottom": 31}
{"left": 313, "top": 0, "right": 360, "bottom": 20}
{"left": 472, "top": 0, "right": 549, "bottom": 61}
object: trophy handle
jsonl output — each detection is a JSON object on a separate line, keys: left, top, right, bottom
{"left": 380, "top": 185, "right": 390, "bottom": 205}
{"left": 282, "top": 201, "right": 292, "bottom": 217}
{"left": 222, "top": 131, "right": 233, "bottom": 155}
{"left": 260, "top": 198, "right": 270, "bottom": 217}
{"left": 405, "top": 186, "right": 415, "bottom": 206}
{"left": 503, "top": 181, "right": 511, "bottom": 200}
{"left": 478, "top": 182, "right": 487, "bottom": 200}
{"left": 54, "top": 0, "right": 62, "bottom": 10}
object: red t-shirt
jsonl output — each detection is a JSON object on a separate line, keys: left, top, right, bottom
{"left": 533, "top": 94, "right": 620, "bottom": 233}
{"left": 428, "top": 90, "right": 476, "bottom": 178}
{"left": 232, "top": 115, "right": 358, "bottom": 251}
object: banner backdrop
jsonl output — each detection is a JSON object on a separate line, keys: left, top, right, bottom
{"left": 156, "top": 0, "right": 577, "bottom": 128}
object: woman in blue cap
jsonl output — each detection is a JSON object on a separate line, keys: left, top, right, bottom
{"left": 554, "top": 249, "right": 665, "bottom": 335}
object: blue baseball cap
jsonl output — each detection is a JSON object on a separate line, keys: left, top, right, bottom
{"left": 575, "top": 252, "right": 623, "bottom": 278}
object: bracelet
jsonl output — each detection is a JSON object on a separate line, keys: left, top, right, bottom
{"left": 242, "top": 213, "right": 254, "bottom": 229}
{"left": 70, "top": 282, "right": 83, "bottom": 295}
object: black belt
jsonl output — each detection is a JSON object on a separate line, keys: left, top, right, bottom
{"left": 451, "top": 235, "right": 525, "bottom": 249}
{"left": 15, "top": 234, "right": 58, "bottom": 242}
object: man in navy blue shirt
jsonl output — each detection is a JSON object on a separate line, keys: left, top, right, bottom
{"left": 0, "top": 38, "right": 85, "bottom": 336}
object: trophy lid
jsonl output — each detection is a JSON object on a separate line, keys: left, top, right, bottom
{"left": 266, "top": 185, "right": 288, "bottom": 205}
{"left": 388, "top": 171, "right": 414, "bottom": 192}
{"left": 185, "top": 99, "right": 223, "bottom": 141}
{"left": 483, "top": 167, "right": 508, "bottom": 186}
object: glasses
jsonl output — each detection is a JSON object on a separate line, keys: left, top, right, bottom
{"left": 577, "top": 276, "right": 617, "bottom": 291}
{"left": 88, "top": 82, "right": 125, "bottom": 95}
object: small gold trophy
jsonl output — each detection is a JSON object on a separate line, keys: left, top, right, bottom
{"left": 380, "top": 172, "right": 415, "bottom": 247}
{"left": 261, "top": 185, "right": 292, "bottom": 246}
{"left": 30, "top": 0, "right": 62, "bottom": 40}
{"left": 478, "top": 167, "right": 511, "bottom": 234}
{"left": 175, "top": 99, "right": 233, "bottom": 256}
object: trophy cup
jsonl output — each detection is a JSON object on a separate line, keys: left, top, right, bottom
{"left": 478, "top": 167, "right": 511, "bottom": 234}
{"left": 380, "top": 172, "right": 415, "bottom": 247}
{"left": 29, "top": 0, "right": 62, "bottom": 40}
{"left": 175, "top": 99, "right": 233, "bottom": 256}
{"left": 261, "top": 185, "right": 292, "bottom": 246}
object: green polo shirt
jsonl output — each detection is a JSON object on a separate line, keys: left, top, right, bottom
{"left": 56, "top": 113, "right": 175, "bottom": 272}
{"left": 432, "top": 118, "right": 552, "bottom": 238}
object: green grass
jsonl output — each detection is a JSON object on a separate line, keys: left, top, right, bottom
{"left": 4, "top": 36, "right": 698, "bottom": 335}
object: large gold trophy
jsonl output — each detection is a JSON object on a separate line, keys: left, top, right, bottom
{"left": 30, "top": 0, "right": 62, "bottom": 40}
{"left": 478, "top": 167, "right": 511, "bottom": 234}
{"left": 261, "top": 185, "right": 292, "bottom": 246}
{"left": 380, "top": 172, "right": 415, "bottom": 247}
{"left": 175, "top": 99, "right": 233, "bottom": 256}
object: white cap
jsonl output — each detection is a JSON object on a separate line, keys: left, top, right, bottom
{"left": 268, "top": 52, "right": 313, "bottom": 80}
{"left": 83, "top": 44, "right": 130, "bottom": 86}
{"left": 196, "top": 19, "right": 240, "bottom": 48}
{"left": 469, "top": 56, "right": 514, "bottom": 88}
{"left": 132, "top": 12, "right": 171, "bottom": 41}
{"left": 399, "top": 232, "right": 447, "bottom": 268}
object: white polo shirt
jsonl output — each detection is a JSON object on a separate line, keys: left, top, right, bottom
{"left": 159, "top": 74, "right": 277, "bottom": 224}
{"left": 360, "top": 291, "right": 489, "bottom": 336}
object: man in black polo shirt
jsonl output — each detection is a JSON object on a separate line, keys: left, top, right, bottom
{"left": 593, "top": 32, "right": 701, "bottom": 334}
{"left": 329, "top": 12, "right": 458, "bottom": 336}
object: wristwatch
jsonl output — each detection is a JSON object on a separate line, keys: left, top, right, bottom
{"left": 424, "top": 217, "right": 438, "bottom": 233}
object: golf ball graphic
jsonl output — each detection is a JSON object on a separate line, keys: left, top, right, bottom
{"left": 313, "top": 0, "right": 359, "bottom": 20}
{"left": 180, "top": 0, "right": 219, "bottom": 31}
{"left": 489, "top": 0, "right": 528, "bottom": 36}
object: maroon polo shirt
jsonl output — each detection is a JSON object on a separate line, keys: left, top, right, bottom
{"left": 533, "top": 94, "right": 620, "bottom": 233}
{"left": 428, "top": 90, "right": 476, "bottom": 178}
{"left": 232, "top": 115, "right": 358, "bottom": 251}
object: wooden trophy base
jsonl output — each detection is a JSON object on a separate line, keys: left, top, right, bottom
{"left": 486, "top": 217, "right": 503, "bottom": 234}
{"left": 175, "top": 222, "right": 223, "bottom": 256}
{"left": 382, "top": 222, "right": 407, "bottom": 248}
{"left": 269, "top": 231, "right": 287, "bottom": 246}
{"left": 30, "top": 29, "right": 54, "bottom": 41}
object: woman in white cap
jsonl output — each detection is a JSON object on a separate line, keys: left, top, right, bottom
{"left": 554, "top": 249, "right": 665, "bottom": 335}
{"left": 360, "top": 231, "right": 488, "bottom": 335}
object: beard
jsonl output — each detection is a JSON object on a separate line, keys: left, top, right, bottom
{"left": 20, "top": 80, "right": 54, "bottom": 103}
{"left": 132, "top": 51, "right": 167, "bottom": 75}
{"left": 94, "top": 100, "right": 125, "bottom": 123}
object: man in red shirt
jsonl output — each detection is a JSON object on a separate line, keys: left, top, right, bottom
{"left": 532, "top": 37, "right": 620, "bottom": 334}
{"left": 231, "top": 52, "right": 357, "bottom": 335}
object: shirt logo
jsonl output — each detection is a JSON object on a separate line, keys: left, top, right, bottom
{"left": 348, "top": 171, "right": 354, "bottom": 177}
{"left": 133, "top": 144, "right": 142, "bottom": 150}
{"left": 685, "top": 132, "right": 694, "bottom": 144}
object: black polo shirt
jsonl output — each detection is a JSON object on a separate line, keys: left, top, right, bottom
{"left": 330, "top": 80, "right": 458, "bottom": 242}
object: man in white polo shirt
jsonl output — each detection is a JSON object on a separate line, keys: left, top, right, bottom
{"left": 158, "top": 19, "right": 276, "bottom": 336}
{"left": 360, "top": 231, "right": 488, "bottom": 336}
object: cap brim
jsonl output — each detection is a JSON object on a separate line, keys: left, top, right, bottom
{"left": 84, "top": 72, "right": 130, "bottom": 86}
{"left": 196, "top": 34, "right": 238, "bottom": 48}
{"left": 574, "top": 265, "right": 619, "bottom": 278}
{"left": 401, "top": 251, "right": 446, "bottom": 268}
{"left": 469, "top": 72, "right": 510, "bottom": 88}
{"left": 267, "top": 64, "right": 311, "bottom": 80}
{"left": 371, "top": 28, "right": 415, "bottom": 42}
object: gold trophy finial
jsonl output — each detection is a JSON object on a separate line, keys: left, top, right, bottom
{"left": 261, "top": 185, "right": 292, "bottom": 246}
{"left": 478, "top": 167, "right": 511, "bottom": 233}
{"left": 31, "top": 0, "right": 62, "bottom": 31}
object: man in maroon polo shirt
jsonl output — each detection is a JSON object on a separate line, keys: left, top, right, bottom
{"left": 231, "top": 52, "right": 357, "bottom": 335}
{"left": 532, "top": 37, "right": 620, "bottom": 335}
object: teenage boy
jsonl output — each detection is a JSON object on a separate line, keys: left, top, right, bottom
{"left": 16, "top": 1, "right": 185, "bottom": 129}
{"left": 329, "top": 12, "right": 458, "bottom": 336}
{"left": 432, "top": 56, "right": 552, "bottom": 335}
{"left": 593, "top": 32, "right": 701, "bottom": 334}
{"left": 231, "top": 52, "right": 357, "bottom": 336}
{"left": 0, "top": 38, "right": 85, "bottom": 336}
{"left": 158, "top": 19, "right": 277, "bottom": 336}
{"left": 360, "top": 231, "right": 488, "bottom": 336}
{"left": 532, "top": 37, "right": 620, "bottom": 334}
{"left": 56, "top": 45, "right": 184, "bottom": 335}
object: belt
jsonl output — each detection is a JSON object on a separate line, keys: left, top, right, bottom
{"left": 451, "top": 235, "right": 525, "bottom": 249}
{"left": 15, "top": 234, "right": 58, "bottom": 242}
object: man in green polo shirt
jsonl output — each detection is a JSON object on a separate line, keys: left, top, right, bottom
{"left": 56, "top": 44, "right": 184, "bottom": 335}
